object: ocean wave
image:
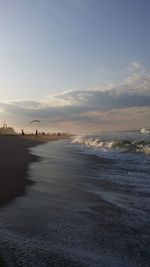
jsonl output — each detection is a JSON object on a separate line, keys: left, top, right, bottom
{"left": 72, "top": 134, "right": 150, "bottom": 155}
{"left": 140, "top": 128, "right": 150, "bottom": 134}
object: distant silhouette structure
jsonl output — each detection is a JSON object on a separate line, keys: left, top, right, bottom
{"left": 0, "top": 123, "right": 15, "bottom": 135}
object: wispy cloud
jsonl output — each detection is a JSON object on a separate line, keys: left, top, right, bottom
{"left": 0, "top": 62, "right": 150, "bottom": 132}
{"left": 128, "top": 61, "right": 144, "bottom": 72}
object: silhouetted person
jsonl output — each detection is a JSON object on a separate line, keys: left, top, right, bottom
{"left": 22, "top": 129, "right": 25, "bottom": 136}
{"left": 35, "top": 129, "right": 38, "bottom": 136}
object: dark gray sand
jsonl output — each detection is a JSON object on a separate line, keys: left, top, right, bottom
{"left": 0, "top": 138, "right": 149, "bottom": 267}
{"left": 0, "top": 135, "right": 43, "bottom": 208}
{"left": 0, "top": 135, "right": 69, "bottom": 267}
{"left": 0, "top": 134, "right": 69, "bottom": 208}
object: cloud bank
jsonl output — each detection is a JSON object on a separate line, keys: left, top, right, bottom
{"left": 0, "top": 62, "right": 150, "bottom": 132}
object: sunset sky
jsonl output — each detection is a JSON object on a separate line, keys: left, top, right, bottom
{"left": 0, "top": 0, "right": 150, "bottom": 133}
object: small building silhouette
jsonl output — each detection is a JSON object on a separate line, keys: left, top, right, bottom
{"left": 0, "top": 123, "right": 16, "bottom": 134}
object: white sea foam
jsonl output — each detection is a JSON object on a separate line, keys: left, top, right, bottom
{"left": 136, "top": 144, "right": 150, "bottom": 154}
{"left": 72, "top": 132, "right": 150, "bottom": 155}
{"left": 140, "top": 128, "right": 150, "bottom": 134}
{"left": 0, "top": 138, "right": 149, "bottom": 267}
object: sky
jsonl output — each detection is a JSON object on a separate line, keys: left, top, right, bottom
{"left": 0, "top": 0, "right": 150, "bottom": 133}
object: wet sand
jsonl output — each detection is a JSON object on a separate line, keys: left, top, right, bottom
{"left": 0, "top": 139, "right": 149, "bottom": 266}
{"left": 0, "top": 135, "right": 71, "bottom": 267}
{"left": 0, "top": 134, "right": 69, "bottom": 208}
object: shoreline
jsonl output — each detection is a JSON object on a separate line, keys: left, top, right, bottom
{"left": 0, "top": 134, "right": 149, "bottom": 266}
{"left": 0, "top": 134, "right": 69, "bottom": 209}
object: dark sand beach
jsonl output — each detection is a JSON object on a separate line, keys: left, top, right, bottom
{"left": 0, "top": 135, "right": 43, "bottom": 208}
{"left": 0, "top": 134, "right": 68, "bottom": 208}
{"left": 0, "top": 135, "right": 44, "bottom": 266}
{"left": 0, "top": 135, "right": 70, "bottom": 266}
{"left": 0, "top": 136, "right": 149, "bottom": 267}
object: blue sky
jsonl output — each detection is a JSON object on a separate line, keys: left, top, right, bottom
{"left": 0, "top": 0, "right": 150, "bottom": 132}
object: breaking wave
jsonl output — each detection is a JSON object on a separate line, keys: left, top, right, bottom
{"left": 72, "top": 133, "right": 150, "bottom": 155}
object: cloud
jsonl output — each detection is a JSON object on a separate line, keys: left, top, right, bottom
{"left": 0, "top": 62, "right": 150, "bottom": 132}
{"left": 128, "top": 61, "right": 144, "bottom": 72}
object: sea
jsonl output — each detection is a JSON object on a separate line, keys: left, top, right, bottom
{"left": 0, "top": 131, "right": 150, "bottom": 267}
